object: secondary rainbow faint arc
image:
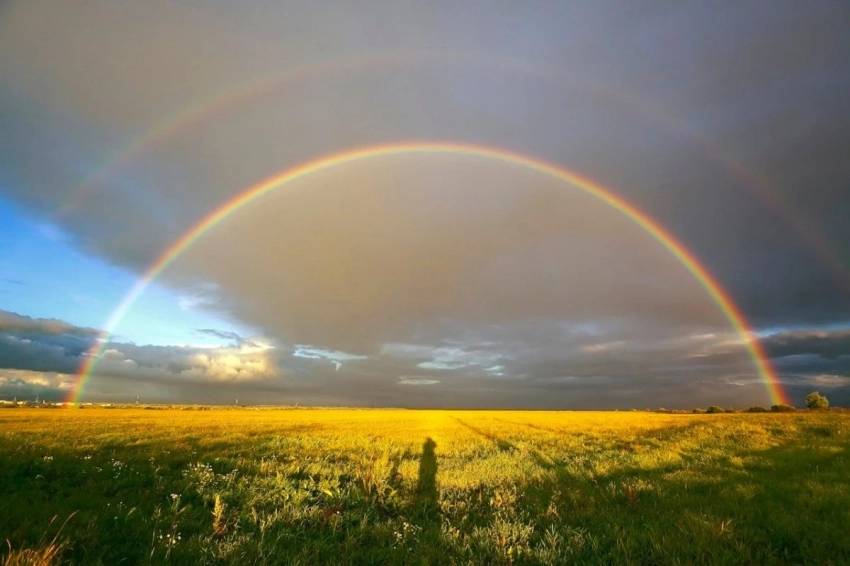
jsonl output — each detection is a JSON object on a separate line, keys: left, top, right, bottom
{"left": 71, "top": 142, "right": 789, "bottom": 406}
{"left": 57, "top": 50, "right": 848, "bottom": 291}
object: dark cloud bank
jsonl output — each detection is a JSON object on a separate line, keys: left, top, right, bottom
{"left": 1, "top": 309, "right": 849, "bottom": 407}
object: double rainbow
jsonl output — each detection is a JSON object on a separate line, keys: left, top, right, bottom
{"left": 70, "top": 142, "right": 789, "bottom": 406}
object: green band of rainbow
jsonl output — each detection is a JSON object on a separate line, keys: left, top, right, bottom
{"left": 71, "top": 142, "right": 789, "bottom": 405}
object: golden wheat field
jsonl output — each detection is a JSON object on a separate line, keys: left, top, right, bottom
{"left": 2, "top": 408, "right": 849, "bottom": 565}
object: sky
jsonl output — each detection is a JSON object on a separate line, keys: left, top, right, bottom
{"left": 0, "top": 0, "right": 848, "bottom": 408}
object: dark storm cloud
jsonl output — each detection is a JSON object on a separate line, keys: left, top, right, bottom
{"left": 763, "top": 329, "right": 850, "bottom": 360}
{"left": 0, "top": 333, "right": 85, "bottom": 374}
{"left": 0, "top": 310, "right": 99, "bottom": 372}
{"left": 1, "top": 1, "right": 848, "bottom": 406}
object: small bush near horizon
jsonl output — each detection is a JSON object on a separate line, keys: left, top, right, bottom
{"left": 771, "top": 404, "right": 797, "bottom": 412}
{"left": 706, "top": 405, "right": 725, "bottom": 413}
{"left": 806, "top": 391, "right": 829, "bottom": 410}
{"left": 747, "top": 405, "right": 769, "bottom": 413}
{"left": 692, "top": 408, "right": 706, "bottom": 414}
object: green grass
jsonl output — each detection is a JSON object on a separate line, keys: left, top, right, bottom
{"left": 1, "top": 408, "right": 848, "bottom": 565}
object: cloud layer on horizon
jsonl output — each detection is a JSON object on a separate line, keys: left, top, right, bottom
{"left": 1, "top": 309, "right": 849, "bottom": 408}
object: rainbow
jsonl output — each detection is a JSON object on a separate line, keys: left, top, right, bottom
{"left": 70, "top": 142, "right": 789, "bottom": 405}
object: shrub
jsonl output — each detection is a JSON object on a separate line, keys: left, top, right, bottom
{"left": 747, "top": 405, "right": 769, "bottom": 413}
{"left": 692, "top": 408, "right": 706, "bottom": 414}
{"left": 706, "top": 405, "right": 725, "bottom": 414}
{"left": 771, "top": 404, "right": 796, "bottom": 412}
{"left": 806, "top": 391, "right": 829, "bottom": 410}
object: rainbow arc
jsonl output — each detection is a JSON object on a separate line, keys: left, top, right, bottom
{"left": 71, "top": 142, "right": 789, "bottom": 406}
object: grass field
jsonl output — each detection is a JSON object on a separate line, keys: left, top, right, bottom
{"left": 1, "top": 408, "right": 848, "bottom": 565}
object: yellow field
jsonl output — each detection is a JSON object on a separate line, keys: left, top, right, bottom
{"left": 2, "top": 408, "right": 848, "bottom": 564}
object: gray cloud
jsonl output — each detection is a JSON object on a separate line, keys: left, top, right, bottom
{"left": 762, "top": 329, "right": 850, "bottom": 360}
{"left": 196, "top": 328, "right": 243, "bottom": 342}
{"left": 175, "top": 158, "right": 731, "bottom": 355}
{"left": 398, "top": 378, "right": 441, "bottom": 386}
{"left": 0, "top": 310, "right": 99, "bottom": 371}
{"left": 0, "top": 310, "right": 99, "bottom": 338}
{"left": 1, "top": 1, "right": 849, "bottom": 406}
{"left": 0, "top": 311, "right": 847, "bottom": 407}
{"left": 0, "top": 370, "right": 75, "bottom": 403}
{"left": 193, "top": 328, "right": 259, "bottom": 348}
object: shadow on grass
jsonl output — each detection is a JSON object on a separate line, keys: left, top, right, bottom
{"left": 453, "top": 416, "right": 559, "bottom": 472}
{"left": 452, "top": 417, "right": 517, "bottom": 452}
{"left": 416, "top": 437, "right": 438, "bottom": 506}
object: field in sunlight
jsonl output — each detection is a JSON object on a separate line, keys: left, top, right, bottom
{"left": 2, "top": 408, "right": 848, "bottom": 565}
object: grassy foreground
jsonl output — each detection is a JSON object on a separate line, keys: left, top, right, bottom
{"left": 1, "top": 409, "right": 848, "bottom": 565}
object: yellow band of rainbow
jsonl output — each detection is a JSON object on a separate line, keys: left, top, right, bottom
{"left": 71, "top": 142, "right": 788, "bottom": 405}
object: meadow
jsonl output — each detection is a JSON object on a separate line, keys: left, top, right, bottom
{"left": 1, "top": 408, "right": 848, "bottom": 565}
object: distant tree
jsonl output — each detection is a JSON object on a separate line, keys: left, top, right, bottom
{"left": 806, "top": 391, "right": 829, "bottom": 410}
{"left": 747, "top": 405, "right": 769, "bottom": 413}
{"left": 692, "top": 408, "right": 706, "bottom": 414}
{"left": 771, "top": 404, "right": 796, "bottom": 412}
{"left": 706, "top": 405, "right": 725, "bottom": 414}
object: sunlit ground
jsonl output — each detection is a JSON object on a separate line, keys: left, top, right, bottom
{"left": 2, "top": 408, "right": 848, "bottom": 565}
